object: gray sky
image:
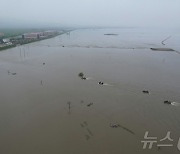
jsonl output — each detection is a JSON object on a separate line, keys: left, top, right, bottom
{"left": 0, "top": 0, "right": 180, "bottom": 28}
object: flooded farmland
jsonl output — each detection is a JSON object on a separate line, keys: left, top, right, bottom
{"left": 0, "top": 28, "right": 180, "bottom": 154}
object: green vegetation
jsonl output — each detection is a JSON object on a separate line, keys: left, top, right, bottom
{"left": 0, "top": 44, "right": 16, "bottom": 51}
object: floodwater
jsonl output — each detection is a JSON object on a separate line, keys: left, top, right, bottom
{"left": 0, "top": 28, "right": 180, "bottom": 154}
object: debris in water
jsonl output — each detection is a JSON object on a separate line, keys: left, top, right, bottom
{"left": 161, "top": 36, "right": 171, "bottom": 45}
{"left": 110, "top": 123, "right": 135, "bottom": 135}
{"left": 81, "top": 77, "right": 87, "bottom": 80}
{"left": 150, "top": 48, "right": 175, "bottom": 51}
{"left": 40, "top": 80, "right": 43, "bottom": 86}
{"left": 85, "top": 134, "right": 90, "bottom": 140}
{"left": 87, "top": 102, "right": 93, "bottom": 107}
{"left": 118, "top": 124, "right": 135, "bottom": 135}
{"left": 83, "top": 121, "right": 88, "bottom": 126}
{"left": 80, "top": 121, "right": 88, "bottom": 128}
{"left": 80, "top": 123, "right": 84, "bottom": 128}
{"left": 7, "top": 70, "right": 17, "bottom": 75}
{"left": 98, "top": 81, "right": 104, "bottom": 85}
{"left": 43, "top": 62, "right": 45, "bottom": 65}
{"left": 67, "top": 101, "right": 71, "bottom": 114}
{"left": 86, "top": 128, "right": 93, "bottom": 136}
{"left": 142, "top": 90, "right": 150, "bottom": 94}
{"left": 110, "top": 123, "right": 120, "bottom": 128}
{"left": 80, "top": 121, "right": 93, "bottom": 140}
{"left": 78, "top": 72, "right": 88, "bottom": 80}
{"left": 104, "top": 34, "right": 118, "bottom": 36}
{"left": 164, "top": 100, "right": 172, "bottom": 105}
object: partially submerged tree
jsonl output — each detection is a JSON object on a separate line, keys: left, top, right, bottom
{"left": 78, "top": 72, "right": 84, "bottom": 78}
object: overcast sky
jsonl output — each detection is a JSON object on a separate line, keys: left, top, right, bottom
{"left": 0, "top": 0, "right": 180, "bottom": 28}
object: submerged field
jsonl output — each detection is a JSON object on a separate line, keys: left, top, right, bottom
{"left": 0, "top": 28, "right": 180, "bottom": 154}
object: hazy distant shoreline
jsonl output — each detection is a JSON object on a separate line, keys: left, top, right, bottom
{"left": 0, "top": 30, "right": 71, "bottom": 51}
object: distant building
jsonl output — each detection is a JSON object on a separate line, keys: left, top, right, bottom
{"left": 22, "top": 31, "right": 58, "bottom": 39}
{"left": 2, "top": 38, "right": 10, "bottom": 43}
{"left": 22, "top": 33, "right": 41, "bottom": 39}
{"left": 43, "top": 30, "right": 58, "bottom": 37}
{"left": 0, "top": 33, "right": 4, "bottom": 37}
{"left": 6, "top": 42, "right": 13, "bottom": 45}
{"left": 0, "top": 38, "right": 3, "bottom": 44}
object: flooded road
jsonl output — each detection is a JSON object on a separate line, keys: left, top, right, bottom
{"left": 0, "top": 28, "right": 180, "bottom": 154}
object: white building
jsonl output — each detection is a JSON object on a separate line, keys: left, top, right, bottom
{"left": 3, "top": 38, "right": 10, "bottom": 43}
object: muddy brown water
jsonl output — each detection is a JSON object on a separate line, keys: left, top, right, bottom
{"left": 0, "top": 28, "right": 180, "bottom": 154}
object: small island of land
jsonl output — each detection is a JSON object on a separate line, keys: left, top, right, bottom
{"left": 104, "top": 33, "right": 118, "bottom": 36}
